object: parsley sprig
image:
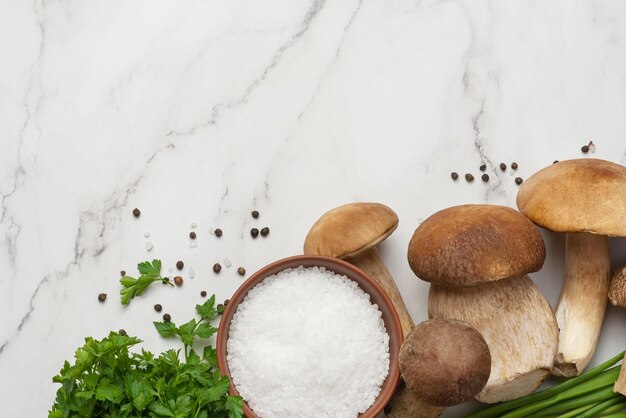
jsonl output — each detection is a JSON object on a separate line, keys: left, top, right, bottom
{"left": 120, "top": 260, "right": 173, "bottom": 305}
{"left": 49, "top": 295, "right": 243, "bottom": 418}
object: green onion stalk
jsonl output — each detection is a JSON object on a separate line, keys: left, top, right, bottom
{"left": 465, "top": 351, "right": 626, "bottom": 418}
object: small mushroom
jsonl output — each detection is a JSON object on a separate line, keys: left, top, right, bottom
{"left": 517, "top": 158, "right": 626, "bottom": 376}
{"left": 304, "top": 202, "right": 413, "bottom": 336}
{"left": 609, "top": 264, "right": 626, "bottom": 308}
{"left": 389, "top": 319, "right": 491, "bottom": 418}
{"left": 409, "top": 204, "right": 558, "bottom": 403}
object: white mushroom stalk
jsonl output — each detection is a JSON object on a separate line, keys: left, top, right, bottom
{"left": 429, "top": 276, "right": 558, "bottom": 403}
{"left": 554, "top": 233, "right": 611, "bottom": 377}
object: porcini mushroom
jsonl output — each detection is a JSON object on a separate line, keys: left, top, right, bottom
{"left": 517, "top": 158, "right": 626, "bottom": 377}
{"left": 389, "top": 319, "right": 491, "bottom": 418}
{"left": 409, "top": 204, "right": 558, "bottom": 403}
{"left": 304, "top": 202, "right": 413, "bottom": 336}
{"left": 609, "top": 264, "right": 626, "bottom": 308}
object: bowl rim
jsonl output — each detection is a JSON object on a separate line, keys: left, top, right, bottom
{"left": 216, "top": 254, "right": 403, "bottom": 418}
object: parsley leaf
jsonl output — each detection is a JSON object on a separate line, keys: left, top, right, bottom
{"left": 51, "top": 262, "right": 241, "bottom": 418}
{"left": 119, "top": 259, "right": 173, "bottom": 305}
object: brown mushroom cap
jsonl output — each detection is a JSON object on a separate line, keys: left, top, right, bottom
{"left": 517, "top": 159, "right": 626, "bottom": 236}
{"left": 408, "top": 205, "right": 546, "bottom": 287}
{"left": 399, "top": 319, "right": 491, "bottom": 407}
{"left": 303, "top": 202, "right": 399, "bottom": 258}
{"left": 609, "top": 264, "right": 626, "bottom": 308}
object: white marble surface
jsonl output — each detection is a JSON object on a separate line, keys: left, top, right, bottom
{"left": 2, "top": 1, "right": 626, "bottom": 416}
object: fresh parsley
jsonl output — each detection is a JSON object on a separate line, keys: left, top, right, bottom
{"left": 49, "top": 295, "right": 243, "bottom": 418}
{"left": 120, "top": 259, "right": 173, "bottom": 305}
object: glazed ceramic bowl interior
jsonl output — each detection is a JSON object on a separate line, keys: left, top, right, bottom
{"left": 216, "top": 254, "right": 403, "bottom": 418}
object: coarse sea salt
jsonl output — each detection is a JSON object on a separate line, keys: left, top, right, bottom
{"left": 227, "top": 266, "right": 390, "bottom": 418}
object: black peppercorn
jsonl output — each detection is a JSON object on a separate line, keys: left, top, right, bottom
{"left": 481, "top": 173, "right": 489, "bottom": 182}
{"left": 581, "top": 145, "right": 589, "bottom": 153}
{"left": 553, "top": 160, "right": 559, "bottom": 164}
{"left": 174, "top": 276, "right": 183, "bottom": 286}
{"left": 499, "top": 162, "right": 506, "bottom": 171}
{"left": 224, "top": 299, "right": 230, "bottom": 306}
{"left": 200, "top": 291, "right": 207, "bottom": 297}
{"left": 250, "top": 228, "right": 259, "bottom": 238}
{"left": 251, "top": 210, "right": 259, "bottom": 219}
{"left": 451, "top": 172, "right": 459, "bottom": 180}
{"left": 465, "top": 173, "right": 474, "bottom": 182}
{"left": 119, "top": 329, "right": 127, "bottom": 336}
{"left": 213, "top": 263, "right": 222, "bottom": 273}
{"left": 214, "top": 228, "right": 223, "bottom": 237}
{"left": 98, "top": 293, "right": 107, "bottom": 302}
{"left": 163, "top": 313, "right": 171, "bottom": 322}
{"left": 515, "top": 177, "right": 523, "bottom": 185}
{"left": 260, "top": 227, "right": 270, "bottom": 237}
{"left": 132, "top": 208, "right": 141, "bottom": 217}
{"left": 189, "top": 231, "right": 196, "bottom": 239}
{"left": 154, "top": 304, "right": 162, "bottom": 312}
{"left": 162, "top": 277, "right": 170, "bottom": 284}
{"left": 479, "top": 164, "right": 486, "bottom": 171}
{"left": 237, "top": 267, "right": 246, "bottom": 276}
{"left": 176, "top": 260, "right": 184, "bottom": 270}
{"left": 217, "top": 304, "right": 224, "bottom": 314}
{"left": 120, "top": 270, "right": 126, "bottom": 277}
{"left": 511, "top": 162, "right": 518, "bottom": 170}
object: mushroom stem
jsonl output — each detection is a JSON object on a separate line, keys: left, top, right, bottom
{"left": 429, "top": 276, "right": 558, "bottom": 403}
{"left": 387, "top": 383, "right": 445, "bottom": 418}
{"left": 346, "top": 247, "right": 414, "bottom": 337}
{"left": 614, "top": 364, "right": 626, "bottom": 396}
{"left": 554, "top": 232, "right": 611, "bottom": 377}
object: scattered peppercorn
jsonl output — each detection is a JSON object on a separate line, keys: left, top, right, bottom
{"left": 237, "top": 267, "right": 246, "bottom": 276}
{"left": 217, "top": 304, "right": 224, "bottom": 314}
{"left": 189, "top": 231, "right": 196, "bottom": 239}
{"left": 500, "top": 163, "right": 506, "bottom": 171}
{"left": 176, "top": 260, "right": 184, "bottom": 270}
{"left": 120, "top": 270, "right": 126, "bottom": 277}
{"left": 581, "top": 144, "right": 590, "bottom": 153}
{"left": 515, "top": 177, "right": 524, "bottom": 185}
{"left": 154, "top": 304, "right": 162, "bottom": 312}
{"left": 98, "top": 293, "right": 107, "bottom": 302}
{"left": 451, "top": 172, "right": 459, "bottom": 180}
{"left": 553, "top": 160, "right": 559, "bottom": 164}
{"left": 214, "top": 228, "right": 223, "bottom": 237}
{"left": 260, "top": 227, "right": 270, "bottom": 237}
{"left": 213, "top": 263, "right": 222, "bottom": 273}
{"left": 119, "top": 329, "right": 127, "bottom": 336}
{"left": 174, "top": 276, "right": 183, "bottom": 286}
{"left": 162, "top": 277, "right": 170, "bottom": 285}
{"left": 251, "top": 210, "right": 259, "bottom": 219}
{"left": 481, "top": 173, "right": 489, "bottom": 182}
{"left": 384, "top": 404, "right": 392, "bottom": 414}
{"left": 163, "top": 313, "right": 171, "bottom": 322}
{"left": 224, "top": 299, "right": 230, "bottom": 306}
{"left": 200, "top": 291, "right": 207, "bottom": 297}
{"left": 465, "top": 173, "right": 474, "bottom": 182}
{"left": 511, "top": 162, "right": 518, "bottom": 170}
{"left": 479, "top": 164, "right": 486, "bottom": 172}
{"left": 132, "top": 208, "right": 141, "bottom": 217}
{"left": 250, "top": 228, "right": 259, "bottom": 238}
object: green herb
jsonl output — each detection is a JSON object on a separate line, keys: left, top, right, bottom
{"left": 466, "top": 351, "right": 626, "bottom": 418}
{"left": 49, "top": 295, "right": 243, "bottom": 418}
{"left": 120, "top": 260, "right": 173, "bottom": 305}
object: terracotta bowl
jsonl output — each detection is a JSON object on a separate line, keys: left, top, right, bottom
{"left": 217, "top": 254, "right": 403, "bottom": 418}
